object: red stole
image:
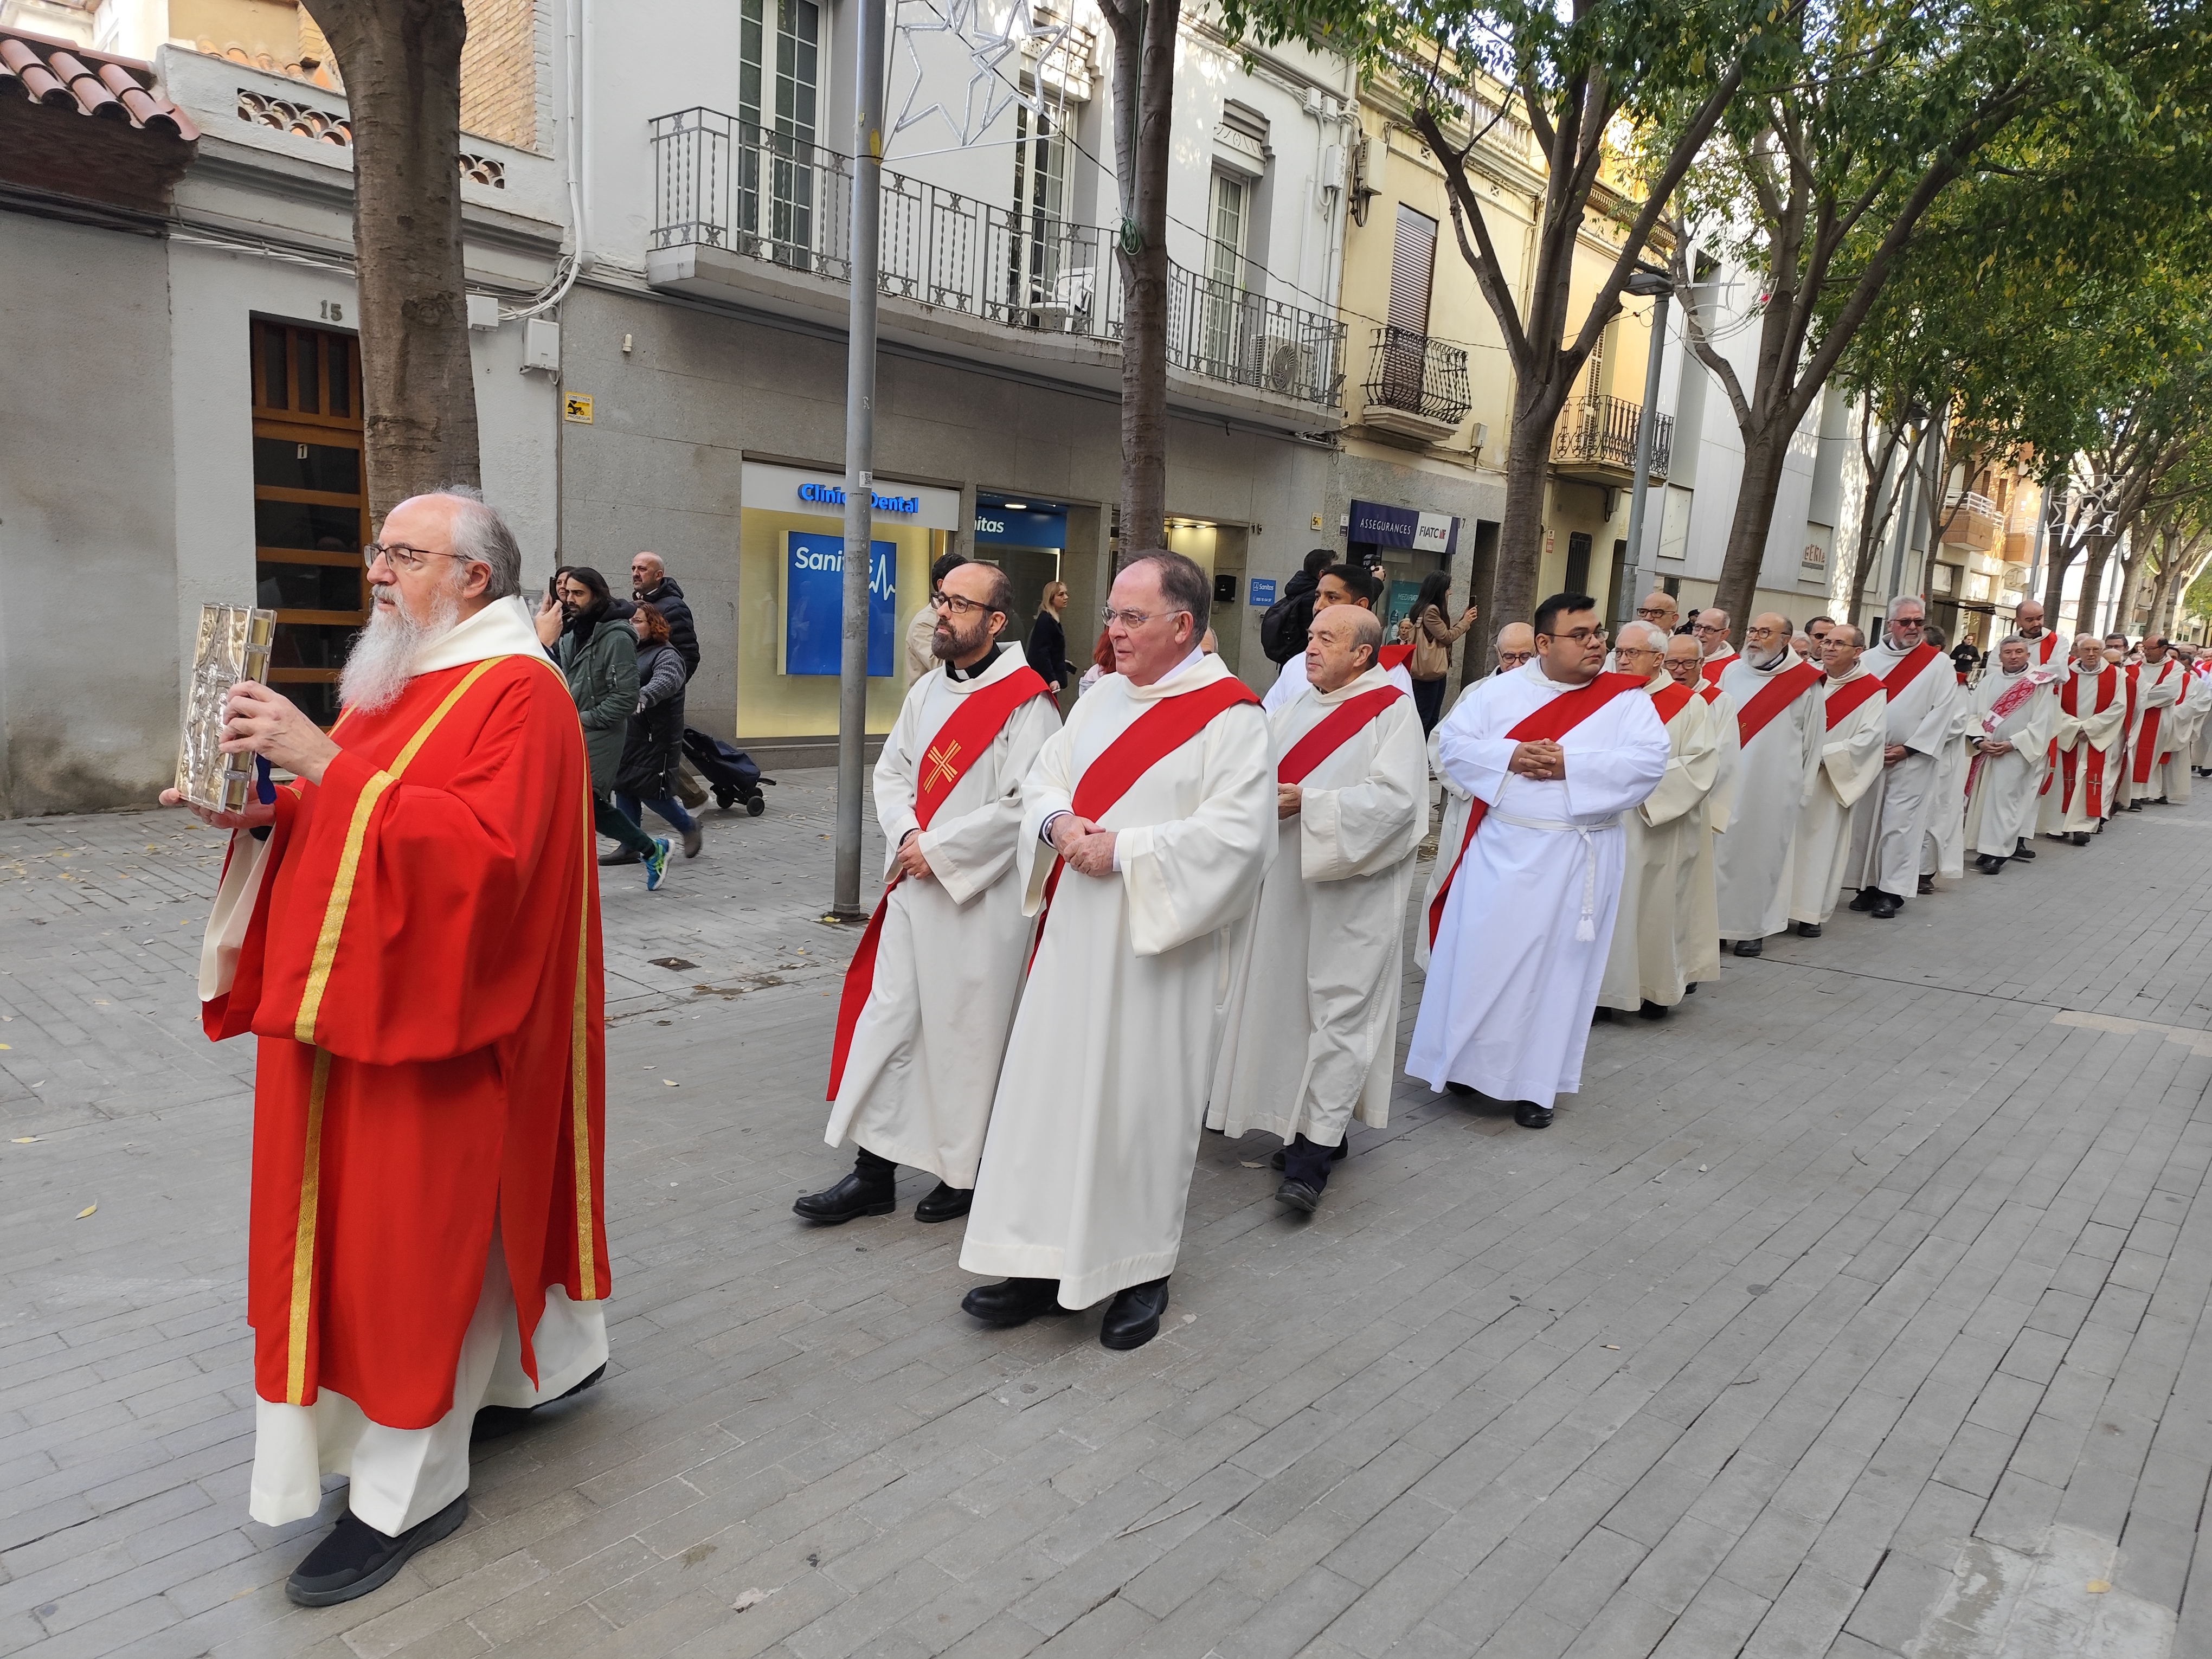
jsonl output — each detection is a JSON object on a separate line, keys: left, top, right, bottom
{"left": 1698, "top": 684, "right": 1723, "bottom": 705}
{"left": 1425, "top": 672, "right": 1648, "bottom": 944}
{"left": 2037, "top": 632, "right": 2061, "bottom": 668}
{"left": 1824, "top": 672, "right": 1883, "bottom": 731}
{"left": 2134, "top": 660, "right": 2178, "bottom": 780}
{"left": 1027, "top": 673, "right": 1262, "bottom": 968}
{"left": 1700, "top": 652, "right": 1732, "bottom": 685}
{"left": 1733, "top": 660, "right": 1825, "bottom": 747}
{"left": 1277, "top": 685, "right": 1404, "bottom": 784}
{"left": 2052, "top": 667, "right": 2118, "bottom": 814}
{"left": 826, "top": 665, "right": 1051, "bottom": 1097}
{"left": 1650, "top": 681, "right": 1694, "bottom": 726}
{"left": 1881, "top": 641, "right": 1941, "bottom": 695}
{"left": 1378, "top": 642, "right": 1416, "bottom": 673}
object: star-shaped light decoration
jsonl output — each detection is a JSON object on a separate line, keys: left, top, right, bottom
{"left": 889, "top": 0, "right": 1077, "bottom": 154}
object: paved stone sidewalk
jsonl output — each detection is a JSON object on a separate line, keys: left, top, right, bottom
{"left": 3, "top": 777, "right": 2210, "bottom": 1659}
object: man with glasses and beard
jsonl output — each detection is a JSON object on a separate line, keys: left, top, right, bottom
{"left": 158, "top": 489, "right": 610, "bottom": 1605}
{"left": 802, "top": 562, "right": 1059, "bottom": 1228}
{"left": 1409, "top": 594, "right": 1668, "bottom": 1129}
{"left": 957, "top": 551, "right": 1272, "bottom": 1350}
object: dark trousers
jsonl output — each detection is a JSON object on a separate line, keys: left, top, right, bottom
{"left": 1412, "top": 676, "right": 1447, "bottom": 733}
{"left": 616, "top": 790, "right": 696, "bottom": 835}
{"left": 1282, "top": 1133, "right": 1346, "bottom": 1191}
{"left": 594, "top": 792, "right": 658, "bottom": 857}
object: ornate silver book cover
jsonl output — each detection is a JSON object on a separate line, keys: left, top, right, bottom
{"left": 176, "top": 605, "right": 277, "bottom": 813}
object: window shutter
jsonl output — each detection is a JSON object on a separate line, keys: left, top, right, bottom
{"left": 1388, "top": 204, "right": 1437, "bottom": 335}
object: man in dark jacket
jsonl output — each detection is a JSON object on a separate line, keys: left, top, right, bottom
{"left": 631, "top": 552, "right": 700, "bottom": 680}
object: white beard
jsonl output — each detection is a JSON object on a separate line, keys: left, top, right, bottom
{"left": 339, "top": 584, "right": 462, "bottom": 713}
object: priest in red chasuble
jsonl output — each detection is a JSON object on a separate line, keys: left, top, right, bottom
{"left": 161, "top": 489, "right": 608, "bottom": 1607}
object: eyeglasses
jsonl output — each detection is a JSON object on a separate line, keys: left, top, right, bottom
{"left": 930, "top": 593, "right": 1002, "bottom": 618}
{"left": 1101, "top": 606, "right": 1191, "bottom": 629}
{"left": 1690, "top": 620, "right": 1727, "bottom": 635}
{"left": 1545, "top": 627, "right": 1607, "bottom": 645}
{"left": 1496, "top": 651, "right": 1536, "bottom": 666}
{"left": 366, "top": 542, "right": 479, "bottom": 574}
{"left": 1891, "top": 616, "right": 1926, "bottom": 629}
{"left": 1636, "top": 606, "right": 1675, "bottom": 621}
{"left": 1615, "top": 644, "right": 1662, "bottom": 658}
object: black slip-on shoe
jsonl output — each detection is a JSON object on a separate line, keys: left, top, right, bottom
{"left": 2012, "top": 841, "right": 2036, "bottom": 860}
{"left": 960, "top": 1277, "right": 1068, "bottom": 1327}
{"left": 1848, "top": 889, "right": 1879, "bottom": 912}
{"left": 793, "top": 1172, "right": 897, "bottom": 1224}
{"left": 596, "top": 848, "right": 641, "bottom": 866}
{"left": 1513, "top": 1103, "right": 1554, "bottom": 1129}
{"left": 2072, "top": 831, "right": 2092, "bottom": 846}
{"left": 1637, "top": 1000, "right": 1670, "bottom": 1020}
{"left": 1275, "top": 1179, "right": 1322, "bottom": 1214}
{"left": 1100, "top": 1278, "right": 1171, "bottom": 1349}
{"left": 1732, "top": 938, "right": 1763, "bottom": 957}
{"left": 1444, "top": 1081, "right": 1477, "bottom": 1097}
{"left": 1975, "top": 854, "right": 2005, "bottom": 874}
{"left": 1269, "top": 1139, "right": 1349, "bottom": 1172}
{"left": 914, "top": 1183, "right": 972, "bottom": 1223}
{"left": 1795, "top": 921, "right": 1822, "bottom": 938}
{"left": 1917, "top": 874, "right": 1937, "bottom": 895}
{"left": 286, "top": 1495, "right": 468, "bottom": 1607}
{"left": 472, "top": 1361, "right": 606, "bottom": 1443}
{"left": 1870, "top": 892, "right": 1902, "bottom": 918}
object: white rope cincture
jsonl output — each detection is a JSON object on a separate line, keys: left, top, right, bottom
{"left": 1491, "top": 811, "right": 1612, "bottom": 941}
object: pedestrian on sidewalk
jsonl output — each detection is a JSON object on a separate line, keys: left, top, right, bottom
{"left": 629, "top": 552, "right": 699, "bottom": 679}
{"left": 1395, "top": 571, "right": 1478, "bottom": 733}
{"left": 160, "top": 487, "right": 611, "bottom": 1606}
{"left": 1025, "top": 579, "right": 1073, "bottom": 698}
{"left": 539, "top": 566, "right": 670, "bottom": 889}
{"left": 611, "top": 602, "right": 702, "bottom": 862}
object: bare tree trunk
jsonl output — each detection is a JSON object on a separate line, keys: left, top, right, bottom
{"left": 2077, "top": 535, "right": 2114, "bottom": 639}
{"left": 1100, "top": 0, "right": 1179, "bottom": 557}
{"left": 2041, "top": 537, "right": 2077, "bottom": 629}
{"left": 1713, "top": 425, "right": 1795, "bottom": 625}
{"left": 2114, "top": 535, "right": 2152, "bottom": 638}
{"left": 1844, "top": 401, "right": 1905, "bottom": 629}
{"left": 1490, "top": 375, "right": 1574, "bottom": 633}
{"left": 304, "top": 0, "right": 480, "bottom": 523}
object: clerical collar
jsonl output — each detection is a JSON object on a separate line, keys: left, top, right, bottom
{"left": 1753, "top": 648, "right": 1791, "bottom": 672}
{"left": 943, "top": 643, "right": 1003, "bottom": 683}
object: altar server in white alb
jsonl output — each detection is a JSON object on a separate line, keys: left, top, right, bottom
{"left": 1918, "top": 660, "right": 1977, "bottom": 888}
{"left": 1846, "top": 598, "right": 1956, "bottom": 918}
{"left": 805, "top": 563, "right": 1060, "bottom": 1227}
{"left": 1415, "top": 624, "right": 1536, "bottom": 972}
{"left": 959, "top": 551, "right": 1272, "bottom": 1350}
{"left": 1786, "top": 625, "right": 1886, "bottom": 935}
{"left": 2125, "top": 637, "right": 2187, "bottom": 806}
{"left": 2168, "top": 652, "right": 2212, "bottom": 801}
{"left": 1408, "top": 593, "right": 1669, "bottom": 1128}
{"left": 1962, "top": 634, "right": 2057, "bottom": 874}
{"left": 1713, "top": 613, "right": 1826, "bottom": 957}
{"left": 1597, "top": 623, "right": 1720, "bottom": 1019}
{"left": 1209, "top": 606, "right": 1427, "bottom": 1213}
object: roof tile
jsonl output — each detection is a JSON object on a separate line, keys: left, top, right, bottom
{"left": 0, "top": 26, "right": 201, "bottom": 140}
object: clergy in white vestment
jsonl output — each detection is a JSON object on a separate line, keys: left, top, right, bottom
{"left": 1787, "top": 625, "right": 1887, "bottom": 934}
{"left": 1208, "top": 607, "right": 1427, "bottom": 1213}
{"left": 1263, "top": 562, "right": 1415, "bottom": 713}
{"left": 2166, "top": 652, "right": 2212, "bottom": 800}
{"left": 1407, "top": 593, "right": 1669, "bottom": 1128}
{"left": 2037, "top": 635, "right": 2129, "bottom": 843}
{"left": 1844, "top": 597, "right": 1955, "bottom": 918}
{"left": 959, "top": 551, "right": 1273, "bottom": 1351}
{"left": 1667, "top": 638, "right": 1726, "bottom": 992}
{"left": 1713, "top": 613, "right": 1827, "bottom": 956}
{"left": 1919, "top": 671, "right": 1976, "bottom": 883}
{"left": 807, "top": 564, "right": 1061, "bottom": 1227}
{"left": 2124, "top": 638, "right": 2187, "bottom": 805}
{"left": 1597, "top": 624, "right": 1719, "bottom": 1018}
{"left": 2015, "top": 601, "right": 2070, "bottom": 689}
{"left": 2192, "top": 656, "right": 2212, "bottom": 773}
{"left": 1415, "top": 623, "right": 1536, "bottom": 973}
{"left": 1962, "top": 634, "right": 2059, "bottom": 873}
{"left": 1693, "top": 608, "right": 1737, "bottom": 686}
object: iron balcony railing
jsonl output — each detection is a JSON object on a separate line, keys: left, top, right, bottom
{"left": 1361, "top": 325, "right": 1472, "bottom": 426}
{"left": 650, "top": 106, "right": 1345, "bottom": 409}
{"left": 1552, "top": 393, "right": 1673, "bottom": 477}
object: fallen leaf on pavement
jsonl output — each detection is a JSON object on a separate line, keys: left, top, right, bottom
{"left": 76, "top": 1204, "right": 97, "bottom": 1219}
{"left": 733, "top": 1588, "right": 767, "bottom": 1611}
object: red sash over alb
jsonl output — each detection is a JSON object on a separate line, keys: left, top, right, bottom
{"left": 1824, "top": 673, "right": 1883, "bottom": 731}
{"left": 1733, "top": 660, "right": 1825, "bottom": 747}
{"left": 1277, "top": 685, "right": 1404, "bottom": 785}
{"left": 1425, "top": 672, "right": 1648, "bottom": 945}
{"left": 1026, "top": 673, "right": 1263, "bottom": 970}
{"left": 1700, "top": 653, "right": 1732, "bottom": 686}
{"left": 1378, "top": 642, "right": 1416, "bottom": 673}
{"left": 1881, "top": 641, "right": 1941, "bottom": 695}
{"left": 826, "top": 665, "right": 1051, "bottom": 1097}
{"left": 2133, "top": 661, "right": 2177, "bottom": 784}
{"left": 2037, "top": 633, "right": 2061, "bottom": 668}
{"left": 1698, "top": 684, "right": 1724, "bottom": 706}
{"left": 1650, "top": 681, "right": 1694, "bottom": 726}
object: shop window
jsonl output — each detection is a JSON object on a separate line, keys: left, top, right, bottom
{"left": 250, "top": 319, "right": 366, "bottom": 728}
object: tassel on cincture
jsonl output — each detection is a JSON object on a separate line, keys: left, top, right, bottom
{"left": 1576, "top": 917, "right": 1595, "bottom": 942}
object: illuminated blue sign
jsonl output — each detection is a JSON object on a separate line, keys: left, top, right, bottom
{"left": 785, "top": 532, "right": 896, "bottom": 676}
{"left": 798, "top": 480, "right": 923, "bottom": 516}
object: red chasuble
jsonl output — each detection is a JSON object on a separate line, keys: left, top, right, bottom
{"left": 207, "top": 654, "right": 605, "bottom": 1430}
{"left": 826, "top": 665, "right": 1050, "bottom": 1096}
{"left": 2133, "top": 661, "right": 2177, "bottom": 783}
{"left": 1425, "top": 672, "right": 1648, "bottom": 944}
{"left": 2050, "top": 666, "right": 2120, "bottom": 814}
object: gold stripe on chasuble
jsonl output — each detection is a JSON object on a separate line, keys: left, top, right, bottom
{"left": 291, "top": 658, "right": 505, "bottom": 1044}
{"left": 285, "top": 1048, "right": 332, "bottom": 1404}
{"left": 571, "top": 782, "right": 597, "bottom": 1298}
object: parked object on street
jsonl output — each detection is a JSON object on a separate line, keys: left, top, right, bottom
{"left": 682, "top": 728, "right": 775, "bottom": 814}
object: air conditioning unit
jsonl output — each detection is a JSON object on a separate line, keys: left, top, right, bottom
{"left": 1264, "top": 338, "right": 1308, "bottom": 396}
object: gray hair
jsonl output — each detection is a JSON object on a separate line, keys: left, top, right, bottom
{"left": 1122, "top": 550, "right": 1212, "bottom": 638}
{"left": 1998, "top": 634, "right": 2030, "bottom": 651}
{"left": 1889, "top": 595, "right": 1925, "bottom": 619}
{"left": 1616, "top": 620, "right": 1668, "bottom": 652}
{"left": 426, "top": 485, "right": 524, "bottom": 601}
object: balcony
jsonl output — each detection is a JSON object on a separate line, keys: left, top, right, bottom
{"left": 1358, "top": 325, "right": 1471, "bottom": 447}
{"left": 1944, "top": 491, "right": 2002, "bottom": 554}
{"left": 1551, "top": 395, "right": 1671, "bottom": 486}
{"left": 646, "top": 107, "right": 1346, "bottom": 414}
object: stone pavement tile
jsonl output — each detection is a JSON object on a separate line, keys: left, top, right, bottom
{"left": 1738, "top": 1562, "right": 1860, "bottom": 1659}
{"left": 1644, "top": 1572, "right": 1771, "bottom": 1659}
{"left": 1838, "top": 1548, "right": 1953, "bottom": 1654}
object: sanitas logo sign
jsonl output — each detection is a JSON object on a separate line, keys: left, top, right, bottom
{"left": 799, "top": 481, "right": 922, "bottom": 515}
{"left": 975, "top": 516, "right": 1006, "bottom": 535}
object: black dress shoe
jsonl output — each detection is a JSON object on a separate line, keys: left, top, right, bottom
{"left": 1917, "top": 874, "right": 1936, "bottom": 895}
{"left": 1100, "top": 1278, "right": 1170, "bottom": 1349}
{"left": 914, "top": 1183, "right": 972, "bottom": 1223}
{"left": 961, "top": 1277, "right": 1069, "bottom": 1327}
{"left": 2127, "top": 801, "right": 2144, "bottom": 812}
{"left": 1795, "top": 921, "right": 1822, "bottom": 938}
{"left": 2072, "top": 831, "right": 2091, "bottom": 846}
{"left": 1870, "top": 892, "right": 1901, "bottom": 918}
{"left": 1848, "top": 888, "right": 1878, "bottom": 912}
{"left": 1275, "top": 1178, "right": 1322, "bottom": 1213}
{"left": 2012, "top": 841, "right": 2036, "bottom": 860}
{"left": 1637, "top": 999, "right": 1669, "bottom": 1020}
{"left": 1975, "top": 854, "right": 2005, "bottom": 874}
{"left": 1592, "top": 1005, "right": 1615, "bottom": 1022}
{"left": 286, "top": 1496, "right": 468, "bottom": 1606}
{"left": 792, "top": 1171, "right": 896, "bottom": 1224}
{"left": 1514, "top": 1102, "right": 1554, "bottom": 1129}
{"left": 470, "top": 1362, "right": 605, "bottom": 1444}
{"left": 1444, "top": 1081, "right": 1476, "bottom": 1097}
{"left": 1268, "top": 1139, "right": 1349, "bottom": 1172}
{"left": 1732, "top": 938, "right": 1763, "bottom": 957}
{"left": 597, "top": 848, "right": 641, "bottom": 866}
{"left": 1684, "top": 981, "right": 1697, "bottom": 994}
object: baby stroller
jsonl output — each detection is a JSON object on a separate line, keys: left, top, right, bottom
{"left": 681, "top": 728, "right": 774, "bottom": 815}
